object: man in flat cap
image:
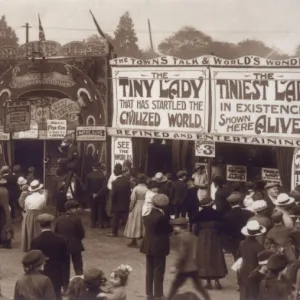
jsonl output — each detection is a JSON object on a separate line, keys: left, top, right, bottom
{"left": 30, "top": 213, "right": 69, "bottom": 299}
{"left": 85, "top": 161, "right": 107, "bottom": 229}
{"left": 54, "top": 200, "right": 85, "bottom": 277}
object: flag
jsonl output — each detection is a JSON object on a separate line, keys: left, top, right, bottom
{"left": 89, "top": 10, "right": 116, "bottom": 58}
{"left": 38, "top": 14, "right": 45, "bottom": 41}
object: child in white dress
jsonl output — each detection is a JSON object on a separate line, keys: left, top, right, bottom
{"left": 97, "top": 265, "right": 132, "bottom": 300}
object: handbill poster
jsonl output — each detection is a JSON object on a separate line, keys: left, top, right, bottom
{"left": 211, "top": 68, "right": 300, "bottom": 139}
{"left": 76, "top": 126, "right": 106, "bottom": 141}
{"left": 226, "top": 165, "right": 247, "bottom": 182}
{"left": 111, "top": 67, "right": 209, "bottom": 133}
{"left": 111, "top": 137, "right": 133, "bottom": 171}
{"left": 195, "top": 140, "right": 215, "bottom": 157}
{"left": 46, "top": 120, "right": 67, "bottom": 139}
{"left": 261, "top": 168, "right": 281, "bottom": 182}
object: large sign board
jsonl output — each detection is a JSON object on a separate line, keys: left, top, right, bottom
{"left": 211, "top": 68, "right": 300, "bottom": 139}
{"left": 111, "top": 137, "right": 133, "bottom": 171}
{"left": 4, "top": 100, "right": 31, "bottom": 133}
{"left": 111, "top": 67, "right": 209, "bottom": 134}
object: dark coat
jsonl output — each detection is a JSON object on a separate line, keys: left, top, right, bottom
{"left": 171, "top": 180, "right": 188, "bottom": 205}
{"left": 258, "top": 274, "right": 290, "bottom": 300}
{"left": 224, "top": 207, "right": 254, "bottom": 242}
{"left": 3, "top": 173, "right": 19, "bottom": 206}
{"left": 0, "top": 186, "right": 12, "bottom": 242}
{"left": 54, "top": 213, "right": 85, "bottom": 254}
{"left": 111, "top": 176, "right": 131, "bottom": 212}
{"left": 214, "top": 186, "right": 231, "bottom": 215}
{"left": 186, "top": 186, "right": 199, "bottom": 222}
{"left": 14, "top": 271, "right": 56, "bottom": 300}
{"left": 237, "top": 237, "right": 264, "bottom": 300}
{"left": 264, "top": 195, "right": 276, "bottom": 217}
{"left": 85, "top": 170, "right": 107, "bottom": 202}
{"left": 246, "top": 269, "right": 265, "bottom": 300}
{"left": 159, "top": 181, "right": 172, "bottom": 200}
{"left": 193, "top": 207, "right": 228, "bottom": 279}
{"left": 140, "top": 208, "right": 173, "bottom": 257}
{"left": 30, "top": 230, "right": 70, "bottom": 297}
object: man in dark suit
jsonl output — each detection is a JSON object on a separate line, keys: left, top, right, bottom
{"left": 107, "top": 168, "right": 131, "bottom": 237}
{"left": 140, "top": 193, "right": 173, "bottom": 300}
{"left": 172, "top": 170, "right": 188, "bottom": 218}
{"left": 223, "top": 192, "right": 254, "bottom": 260}
{"left": 54, "top": 200, "right": 85, "bottom": 276}
{"left": 212, "top": 176, "right": 231, "bottom": 216}
{"left": 30, "top": 213, "right": 69, "bottom": 299}
{"left": 85, "top": 162, "right": 107, "bottom": 228}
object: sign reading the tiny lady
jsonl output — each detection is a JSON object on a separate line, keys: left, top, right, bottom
{"left": 4, "top": 100, "right": 31, "bottom": 133}
{"left": 211, "top": 69, "right": 300, "bottom": 139}
{"left": 226, "top": 165, "right": 247, "bottom": 182}
{"left": 111, "top": 66, "right": 209, "bottom": 133}
{"left": 76, "top": 126, "right": 106, "bottom": 141}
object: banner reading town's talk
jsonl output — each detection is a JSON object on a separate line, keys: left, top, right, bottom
{"left": 211, "top": 68, "right": 300, "bottom": 139}
{"left": 111, "top": 67, "right": 209, "bottom": 133}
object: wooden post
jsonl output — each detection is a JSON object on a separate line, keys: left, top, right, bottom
{"left": 43, "top": 140, "right": 46, "bottom": 185}
{"left": 207, "top": 158, "right": 213, "bottom": 197}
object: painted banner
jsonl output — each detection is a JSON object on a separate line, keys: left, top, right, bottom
{"left": 111, "top": 137, "right": 133, "bottom": 170}
{"left": 76, "top": 126, "right": 106, "bottom": 141}
{"left": 111, "top": 67, "right": 209, "bottom": 133}
{"left": 12, "top": 120, "right": 38, "bottom": 139}
{"left": 46, "top": 120, "right": 67, "bottom": 139}
{"left": 261, "top": 168, "right": 281, "bottom": 182}
{"left": 226, "top": 165, "right": 247, "bottom": 182}
{"left": 211, "top": 68, "right": 300, "bottom": 139}
{"left": 4, "top": 100, "right": 31, "bottom": 133}
{"left": 195, "top": 140, "right": 215, "bottom": 157}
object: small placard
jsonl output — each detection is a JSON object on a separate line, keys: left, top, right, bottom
{"left": 46, "top": 120, "right": 67, "bottom": 139}
{"left": 195, "top": 140, "right": 215, "bottom": 157}
{"left": 226, "top": 165, "right": 247, "bottom": 182}
{"left": 261, "top": 168, "right": 281, "bottom": 182}
{"left": 76, "top": 126, "right": 106, "bottom": 141}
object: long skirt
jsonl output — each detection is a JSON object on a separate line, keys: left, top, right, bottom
{"left": 21, "top": 210, "right": 41, "bottom": 252}
{"left": 124, "top": 200, "right": 144, "bottom": 239}
{"left": 196, "top": 229, "right": 228, "bottom": 279}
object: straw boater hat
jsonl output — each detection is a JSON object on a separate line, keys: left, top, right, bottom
{"left": 252, "top": 200, "right": 268, "bottom": 213}
{"left": 264, "top": 182, "right": 280, "bottom": 190}
{"left": 0, "top": 178, "right": 7, "bottom": 185}
{"left": 17, "top": 177, "right": 27, "bottom": 186}
{"left": 274, "top": 193, "right": 295, "bottom": 206}
{"left": 241, "top": 220, "right": 266, "bottom": 236}
{"left": 153, "top": 172, "right": 167, "bottom": 183}
{"left": 28, "top": 180, "right": 43, "bottom": 192}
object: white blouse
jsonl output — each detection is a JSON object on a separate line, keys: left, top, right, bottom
{"left": 24, "top": 192, "right": 47, "bottom": 211}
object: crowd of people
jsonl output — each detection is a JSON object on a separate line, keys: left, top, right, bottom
{"left": 2, "top": 160, "right": 300, "bottom": 300}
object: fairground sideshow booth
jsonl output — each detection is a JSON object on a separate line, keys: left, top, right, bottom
{"left": 109, "top": 55, "right": 300, "bottom": 192}
{"left": 0, "top": 41, "right": 109, "bottom": 198}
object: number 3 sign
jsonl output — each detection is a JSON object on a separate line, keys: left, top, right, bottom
{"left": 195, "top": 140, "right": 216, "bottom": 157}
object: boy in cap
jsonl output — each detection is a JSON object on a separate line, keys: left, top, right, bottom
{"left": 54, "top": 200, "right": 85, "bottom": 277}
{"left": 167, "top": 218, "right": 210, "bottom": 300}
{"left": 14, "top": 250, "right": 56, "bottom": 300}
{"left": 140, "top": 194, "right": 173, "bottom": 300}
{"left": 31, "top": 213, "right": 69, "bottom": 299}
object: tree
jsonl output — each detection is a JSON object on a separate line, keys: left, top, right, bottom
{"left": 113, "top": 11, "right": 141, "bottom": 57}
{"left": 0, "top": 15, "right": 18, "bottom": 47}
{"left": 142, "top": 48, "right": 160, "bottom": 59}
{"left": 207, "top": 41, "right": 239, "bottom": 59}
{"left": 236, "top": 39, "right": 279, "bottom": 58}
{"left": 158, "top": 26, "right": 212, "bottom": 59}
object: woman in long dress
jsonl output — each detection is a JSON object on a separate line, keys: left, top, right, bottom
{"left": 124, "top": 174, "right": 148, "bottom": 247}
{"left": 21, "top": 180, "right": 47, "bottom": 252}
{"left": 193, "top": 197, "right": 227, "bottom": 290}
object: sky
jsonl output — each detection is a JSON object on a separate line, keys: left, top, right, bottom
{"left": 2, "top": 0, "right": 300, "bottom": 55}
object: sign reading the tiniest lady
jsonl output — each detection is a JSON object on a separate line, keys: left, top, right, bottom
{"left": 111, "top": 67, "right": 209, "bottom": 133}
{"left": 211, "top": 68, "right": 300, "bottom": 139}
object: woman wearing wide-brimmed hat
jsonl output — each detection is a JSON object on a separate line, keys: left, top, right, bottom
{"left": 237, "top": 220, "right": 265, "bottom": 300}
{"left": 193, "top": 197, "right": 227, "bottom": 290}
{"left": 21, "top": 180, "right": 47, "bottom": 252}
